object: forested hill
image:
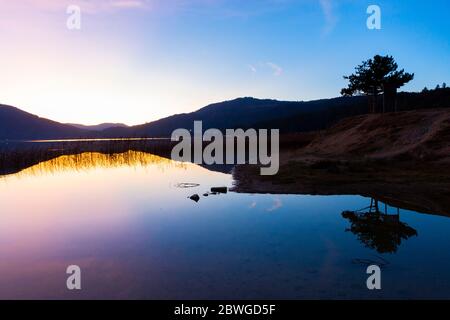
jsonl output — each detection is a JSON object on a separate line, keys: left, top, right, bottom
{"left": 1, "top": 87, "right": 449, "bottom": 140}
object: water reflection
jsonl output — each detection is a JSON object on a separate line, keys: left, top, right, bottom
{"left": 232, "top": 161, "right": 450, "bottom": 217}
{"left": 0, "top": 139, "right": 175, "bottom": 176}
{"left": 342, "top": 198, "right": 418, "bottom": 253}
{"left": 1, "top": 151, "right": 186, "bottom": 179}
{"left": 1, "top": 147, "right": 450, "bottom": 299}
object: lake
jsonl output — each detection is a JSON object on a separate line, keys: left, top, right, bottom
{"left": 1, "top": 150, "right": 450, "bottom": 299}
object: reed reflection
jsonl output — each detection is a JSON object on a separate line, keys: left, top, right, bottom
{"left": 1, "top": 151, "right": 187, "bottom": 179}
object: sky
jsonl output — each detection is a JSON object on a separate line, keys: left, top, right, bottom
{"left": 0, "top": 0, "right": 449, "bottom": 125}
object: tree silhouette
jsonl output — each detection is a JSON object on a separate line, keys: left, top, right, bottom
{"left": 342, "top": 209, "right": 418, "bottom": 253}
{"left": 341, "top": 55, "right": 414, "bottom": 113}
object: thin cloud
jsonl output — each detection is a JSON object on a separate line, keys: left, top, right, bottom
{"left": 266, "top": 62, "right": 283, "bottom": 76}
{"left": 248, "top": 64, "right": 257, "bottom": 73}
{"left": 319, "top": 0, "right": 337, "bottom": 34}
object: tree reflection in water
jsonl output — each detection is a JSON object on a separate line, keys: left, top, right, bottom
{"left": 342, "top": 198, "right": 418, "bottom": 253}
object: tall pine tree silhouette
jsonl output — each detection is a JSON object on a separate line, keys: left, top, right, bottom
{"left": 341, "top": 55, "right": 414, "bottom": 113}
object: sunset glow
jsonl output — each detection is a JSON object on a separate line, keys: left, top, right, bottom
{"left": 1, "top": 0, "right": 449, "bottom": 125}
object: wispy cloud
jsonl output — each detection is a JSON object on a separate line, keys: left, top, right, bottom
{"left": 247, "top": 62, "right": 283, "bottom": 76}
{"left": 266, "top": 62, "right": 283, "bottom": 76}
{"left": 319, "top": 0, "right": 337, "bottom": 34}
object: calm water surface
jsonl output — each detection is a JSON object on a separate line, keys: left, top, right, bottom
{"left": 1, "top": 151, "right": 450, "bottom": 299}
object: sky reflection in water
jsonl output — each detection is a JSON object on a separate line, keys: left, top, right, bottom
{"left": 0, "top": 151, "right": 450, "bottom": 299}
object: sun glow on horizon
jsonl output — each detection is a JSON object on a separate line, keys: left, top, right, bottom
{"left": 1, "top": 0, "right": 449, "bottom": 125}
{"left": 0, "top": 1, "right": 250, "bottom": 125}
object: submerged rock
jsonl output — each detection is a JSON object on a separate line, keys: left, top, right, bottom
{"left": 211, "top": 187, "right": 227, "bottom": 194}
{"left": 189, "top": 194, "right": 200, "bottom": 202}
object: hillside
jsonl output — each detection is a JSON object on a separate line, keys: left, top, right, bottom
{"left": 253, "top": 88, "right": 450, "bottom": 133}
{"left": 102, "top": 97, "right": 317, "bottom": 137}
{"left": 1, "top": 88, "right": 449, "bottom": 140}
{"left": 301, "top": 108, "right": 450, "bottom": 163}
{"left": 104, "top": 89, "right": 450, "bottom": 137}
{"left": 0, "top": 105, "right": 92, "bottom": 140}
{"left": 232, "top": 108, "right": 450, "bottom": 216}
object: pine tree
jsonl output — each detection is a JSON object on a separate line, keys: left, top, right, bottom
{"left": 341, "top": 55, "right": 414, "bottom": 113}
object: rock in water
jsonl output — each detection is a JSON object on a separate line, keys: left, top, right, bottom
{"left": 211, "top": 187, "right": 227, "bottom": 194}
{"left": 189, "top": 194, "right": 200, "bottom": 202}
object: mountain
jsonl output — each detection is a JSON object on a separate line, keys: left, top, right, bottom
{"left": 107, "top": 90, "right": 450, "bottom": 137}
{"left": 103, "top": 89, "right": 450, "bottom": 138}
{"left": 102, "top": 96, "right": 367, "bottom": 137}
{"left": 2, "top": 88, "right": 449, "bottom": 140}
{"left": 0, "top": 104, "right": 92, "bottom": 140}
{"left": 66, "top": 123, "right": 129, "bottom": 131}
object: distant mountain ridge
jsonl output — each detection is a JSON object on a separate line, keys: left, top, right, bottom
{"left": 66, "top": 123, "right": 129, "bottom": 131}
{"left": 101, "top": 96, "right": 368, "bottom": 137}
{"left": 0, "top": 104, "right": 91, "bottom": 140}
{"left": 102, "top": 97, "right": 309, "bottom": 137}
{"left": 1, "top": 88, "right": 449, "bottom": 140}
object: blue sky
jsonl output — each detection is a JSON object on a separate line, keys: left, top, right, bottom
{"left": 1, "top": 0, "right": 449, "bottom": 124}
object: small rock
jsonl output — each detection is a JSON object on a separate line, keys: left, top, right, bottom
{"left": 211, "top": 187, "right": 228, "bottom": 194}
{"left": 189, "top": 194, "right": 200, "bottom": 202}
